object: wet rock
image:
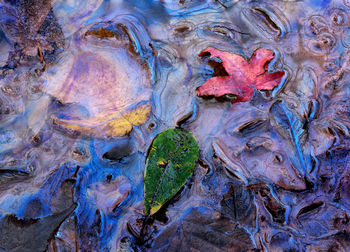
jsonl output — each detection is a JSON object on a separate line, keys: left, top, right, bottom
{"left": 152, "top": 207, "right": 255, "bottom": 251}
{"left": 0, "top": 204, "right": 76, "bottom": 252}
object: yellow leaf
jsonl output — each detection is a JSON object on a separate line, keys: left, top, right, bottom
{"left": 53, "top": 102, "right": 151, "bottom": 137}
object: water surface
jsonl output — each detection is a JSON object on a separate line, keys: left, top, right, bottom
{"left": 0, "top": 0, "right": 350, "bottom": 251}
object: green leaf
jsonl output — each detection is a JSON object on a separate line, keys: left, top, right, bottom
{"left": 144, "top": 128, "right": 200, "bottom": 216}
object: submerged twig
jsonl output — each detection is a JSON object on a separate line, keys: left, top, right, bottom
{"left": 37, "top": 44, "right": 44, "bottom": 63}
{"left": 215, "top": 0, "right": 228, "bottom": 8}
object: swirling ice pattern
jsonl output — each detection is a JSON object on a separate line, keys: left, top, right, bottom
{"left": 0, "top": 0, "right": 349, "bottom": 251}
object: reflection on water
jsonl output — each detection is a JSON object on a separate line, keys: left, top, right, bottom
{"left": 0, "top": 0, "right": 350, "bottom": 251}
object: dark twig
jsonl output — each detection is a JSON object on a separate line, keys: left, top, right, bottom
{"left": 215, "top": 0, "right": 227, "bottom": 8}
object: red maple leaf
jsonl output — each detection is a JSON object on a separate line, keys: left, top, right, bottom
{"left": 196, "top": 47, "right": 285, "bottom": 103}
